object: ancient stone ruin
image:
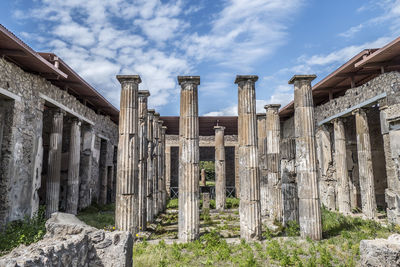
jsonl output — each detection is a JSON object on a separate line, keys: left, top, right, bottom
{"left": 1, "top": 23, "right": 400, "bottom": 266}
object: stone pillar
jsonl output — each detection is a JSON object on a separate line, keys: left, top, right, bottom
{"left": 265, "top": 104, "right": 282, "bottom": 221}
{"left": 214, "top": 126, "right": 226, "bottom": 211}
{"left": 46, "top": 108, "right": 65, "bottom": 218}
{"left": 66, "top": 118, "right": 82, "bottom": 215}
{"left": 30, "top": 99, "right": 45, "bottom": 217}
{"left": 79, "top": 124, "right": 94, "bottom": 210}
{"left": 257, "top": 114, "right": 268, "bottom": 216}
{"left": 157, "top": 120, "right": 164, "bottom": 213}
{"left": 201, "top": 169, "right": 206, "bottom": 186}
{"left": 146, "top": 109, "right": 155, "bottom": 222}
{"left": 161, "top": 126, "right": 168, "bottom": 210}
{"left": 178, "top": 75, "right": 200, "bottom": 242}
{"left": 353, "top": 108, "right": 377, "bottom": 219}
{"left": 202, "top": 193, "right": 210, "bottom": 210}
{"left": 115, "top": 75, "right": 141, "bottom": 235}
{"left": 289, "top": 74, "right": 322, "bottom": 241}
{"left": 138, "top": 90, "right": 149, "bottom": 230}
{"left": 235, "top": 75, "right": 261, "bottom": 241}
{"left": 333, "top": 118, "right": 351, "bottom": 214}
{"left": 235, "top": 145, "right": 240, "bottom": 197}
{"left": 165, "top": 145, "right": 171, "bottom": 197}
{"left": 99, "top": 141, "right": 109, "bottom": 206}
{"left": 281, "top": 138, "right": 298, "bottom": 226}
{"left": 153, "top": 112, "right": 160, "bottom": 216}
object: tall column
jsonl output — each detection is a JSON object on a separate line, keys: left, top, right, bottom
{"left": 353, "top": 108, "right": 377, "bottom": 219}
{"left": 66, "top": 118, "right": 82, "bottom": 214}
{"left": 161, "top": 125, "right": 168, "bottom": 209}
{"left": 79, "top": 124, "right": 94, "bottom": 209}
{"left": 115, "top": 75, "right": 141, "bottom": 235}
{"left": 146, "top": 109, "right": 155, "bottom": 222}
{"left": 178, "top": 75, "right": 200, "bottom": 242}
{"left": 138, "top": 90, "right": 149, "bottom": 230}
{"left": 265, "top": 104, "right": 282, "bottom": 221}
{"left": 235, "top": 145, "right": 240, "bottom": 197}
{"left": 153, "top": 112, "right": 160, "bottom": 216}
{"left": 165, "top": 145, "right": 171, "bottom": 197}
{"left": 157, "top": 120, "right": 164, "bottom": 213}
{"left": 235, "top": 75, "right": 261, "bottom": 241}
{"left": 289, "top": 74, "right": 322, "bottom": 241}
{"left": 333, "top": 118, "right": 351, "bottom": 214}
{"left": 46, "top": 108, "right": 65, "bottom": 218}
{"left": 99, "top": 141, "right": 109, "bottom": 206}
{"left": 257, "top": 114, "right": 268, "bottom": 216}
{"left": 215, "top": 126, "right": 226, "bottom": 211}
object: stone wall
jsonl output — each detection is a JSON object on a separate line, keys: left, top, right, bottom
{"left": 0, "top": 212, "right": 133, "bottom": 267}
{"left": 315, "top": 71, "right": 400, "bottom": 123}
{"left": 0, "top": 57, "right": 118, "bottom": 225}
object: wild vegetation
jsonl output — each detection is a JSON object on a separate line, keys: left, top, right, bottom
{"left": 0, "top": 206, "right": 46, "bottom": 256}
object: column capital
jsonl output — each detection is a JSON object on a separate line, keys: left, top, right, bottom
{"left": 154, "top": 112, "right": 160, "bottom": 118}
{"left": 138, "top": 90, "right": 150, "bottom": 98}
{"left": 288, "top": 74, "right": 316, "bottom": 84}
{"left": 331, "top": 117, "right": 346, "bottom": 124}
{"left": 264, "top": 104, "right": 281, "bottom": 111}
{"left": 352, "top": 108, "right": 367, "bottom": 116}
{"left": 234, "top": 75, "right": 258, "bottom": 84}
{"left": 148, "top": 109, "right": 155, "bottom": 114}
{"left": 162, "top": 126, "right": 167, "bottom": 134}
{"left": 116, "top": 75, "right": 142, "bottom": 84}
{"left": 214, "top": 125, "right": 226, "bottom": 131}
{"left": 158, "top": 120, "right": 164, "bottom": 125}
{"left": 71, "top": 117, "right": 82, "bottom": 126}
{"left": 178, "top": 76, "right": 200, "bottom": 85}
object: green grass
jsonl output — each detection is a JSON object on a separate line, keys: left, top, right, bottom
{"left": 0, "top": 206, "right": 46, "bottom": 256}
{"left": 77, "top": 203, "right": 115, "bottom": 230}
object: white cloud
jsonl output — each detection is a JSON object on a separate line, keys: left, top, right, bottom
{"left": 338, "top": 24, "right": 364, "bottom": 38}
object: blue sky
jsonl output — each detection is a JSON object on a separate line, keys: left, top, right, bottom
{"left": 2, "top": 0, "right": 400, "bottom": 115}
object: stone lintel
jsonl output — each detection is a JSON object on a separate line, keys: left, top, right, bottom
{"left": 234, "top": 75, "right": 258, "bottom": 84}
{"left": 138, "top": 90, "right": 150, "bottom": 97}
{"left": 288, "top": 74, "right": 316, "bottom": 84}
{"left": 264, "top": 104, "right": 281, "bottom": 110}
{"left": 178, "top": 76, "right": 200, "bottom": 85}
{"left": 116, "top": 75, "right": 142, "bottom": 84}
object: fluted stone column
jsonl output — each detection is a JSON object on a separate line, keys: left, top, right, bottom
{"left": 235, "top": 75, "right": 261, "bottom": 241}
{"left": 99, "top": 142, "right": 109, "bottom": 206}
{"left": 153, "top": 112, "right": 160, "bottom": 216}
{"left": 66, "top": 118, "right": 81, "bottom": 215}
{"left": 165, "top": 145, "right": 171, "bottom": 197}
{"left": 215, "top": 126, "right": 226, "bottom": 211}
{"left": 178, "top": 76, "right": 200, "bottom": 242}
{"left": 333, "top": 118, "right": 351, "bottom": 214}
{"left": 161, "top": 125, "right": 168, "bottom": 209}
{"left": 353, "top": 108, "right": 377, "bottom": 219}
{"left": 289, "top": 74, "right": 322, "bottom": 241}
{"left": 257, "top": 114, "right": 268, "bottom": 216}
{"left": 201, "top": 169, "right": 206, "bottom": 186}
{"left": 157, "top": 120, "right": 164, "bottom": 213}
{"left": 265, "top": 104, "right": 282, "bottom": 221}
{"left": 79, "top": 124, "right": 94, "bottom": 210}
{"left": 46, "top": 109, "right": 65, "bottom": 218}
{"left": 146, "top": 109, "right": 155, "bottom": 222}
{"left": 115, "top": 75, "right": 141, "bottom": 235}
{"left": 138, "top": 90, "right": 149, "bottom": 230}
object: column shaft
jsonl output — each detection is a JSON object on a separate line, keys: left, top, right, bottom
{"left": 354, "top": 109, "right": 377, "bottom": 218}
{"left": 235, "top": 75, "right": 261, "bottom": 241}
{"left": 115, "top": 75, "right": 141, "bottom": 235}
{"left": 161, "top": 126, "right": 167, "bottom": 210}
{"left": 215, "top": 126, "right": 226, "bottom": 211}
{"left": 153, "top": 113, "right": 160, "bottom": 216}
{"left": 257, "top": 115, "right": 268, "bottom": 216}
{"left": 165, "top": 145, "right": 171, "bottom": 197}
{"left": 265, "top": 104, "right": 282, "bottom": 221}
{"left": 147, "top": 110, "right": 155, "bottom": 222}
{"left": 333, "top": 118, "right": 351, "bottom": 214}
{"left": 79, "top": 125, "right": 94, "bottom": 209}
{"left": 66, "top": 118, "right": 81, "bottom": 214}
{"left": 138, "top": 90, "right": 149, "bottom": 230}
{"left": 290, "top": 74, "right": 322, "bottom": 241}
{"left": 46, "top": 109, "right": 65, "bottom": 218}
{"left": 178, "top": 76, "right": 200, "bottom": 242}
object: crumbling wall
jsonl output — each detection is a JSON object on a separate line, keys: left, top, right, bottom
{"left": 0, "top": 56, "right": 118, "bottom": 225}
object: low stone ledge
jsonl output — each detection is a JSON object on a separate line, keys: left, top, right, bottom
{"left": 0, "top": 212, "right": 133, "bottom": 267}
{"left": 360, "top": 234, "right": 400, "bottom": 266}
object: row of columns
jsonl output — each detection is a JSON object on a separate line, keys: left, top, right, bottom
{"left": 115, "top": 75, "right": 168, "bottom": 236}
{"left": 176, "top": 74, "right": 323, "bottom": 242}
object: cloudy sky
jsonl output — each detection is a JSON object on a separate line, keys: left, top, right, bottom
{"left": 2, "top": 0, "right": 400, "bottom": 115}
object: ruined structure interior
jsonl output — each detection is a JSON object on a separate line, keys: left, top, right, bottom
{"left": 1, "top": 23, "right": 400, "bottom": 266}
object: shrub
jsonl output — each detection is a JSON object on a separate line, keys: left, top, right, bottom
{"left": 0, "top": 206, "right": 46, "bottom": 256}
